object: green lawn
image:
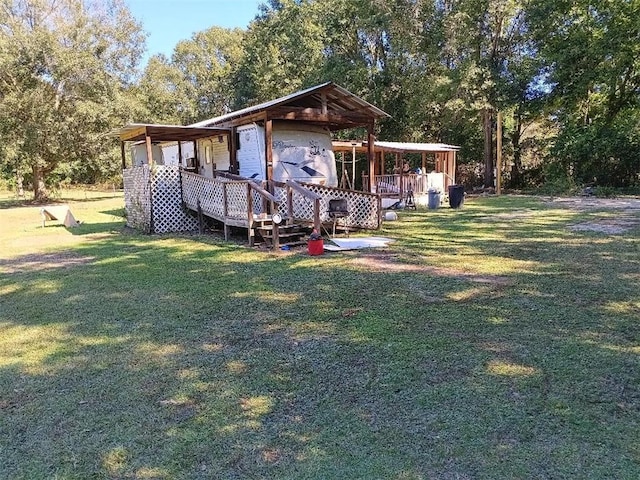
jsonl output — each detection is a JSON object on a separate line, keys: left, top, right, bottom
{"left": 1, "top": 192, "right": 639, "bottom": 479}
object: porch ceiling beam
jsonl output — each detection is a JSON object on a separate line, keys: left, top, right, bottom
{"left": 266, "top": 106, "right": 374, "bottom": 126}
{"left": 117, "top": 124, "right": 229, "bottom": 142}
{"left": 119, "top": 126, "right": 148, "bottom": 142}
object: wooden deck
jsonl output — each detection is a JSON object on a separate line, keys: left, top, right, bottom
{"left": 180, "top": 170, "right": 381, "bottom": 246}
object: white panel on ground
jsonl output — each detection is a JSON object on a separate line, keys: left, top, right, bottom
{"left": 324, "top": 237, "right": 395, "bottom": 251}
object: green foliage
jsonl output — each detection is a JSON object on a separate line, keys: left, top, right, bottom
{"left": 2, "top": 0, "right": 639, "bottom": 193}
{"left": 551, "top": 108, "right": 640, "bottom": 188}
{"left": 593, "top": 186, "right": 617, "bottom": 198}
{"left": 234, "top": 0, "right": 327, "bottom": 107}
{"left": 0, "top": 0, "right": 146, "bottom": 199}
{"left": 138, "top": 27, "right": 244, "bottom": 124}
{"left": 528, "top": 0, "right": 640, "bottom": 188}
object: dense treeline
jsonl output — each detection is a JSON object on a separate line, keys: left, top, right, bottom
{"left": 1, "top": 0, "right": 638, "bottom": 199}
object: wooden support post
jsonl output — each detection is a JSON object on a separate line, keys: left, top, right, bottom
{"left": 177, "top": 141, "right": 183, "bottom": 168}
{"left": 367, "top": 124, "right": 375, "bottom": 192}
{"left": 223, "top": 184, "right": 229, "bottom": 240}
{"left": 496, "top": 111, "right": 502, "bottom": 195}
{"left": 120, "top": 141, "right": 126, "bottom": 169}
{"left": 287, "top": 186, "right": 294, "bottom": 221}
{"left": 452, "top": 151, "right": 457, "bottom": 186}
{"left": 193, "top": 140, "right": 198, "bottom": 173}
{"left": 265, "top": 117, "right": 273, "bottom": 182}
{"left": 247, "top": 182, "right": 254, "bottom": 247}
{"left": 399, "top": 154, "right": 404, "bottom": 201}
{"left": 421, "top": 152, "right": 426, "bottom": 172}
{"left": 229, "top": 127, "right": 237, "bottom": 174}
{"left": 145, "top": 134, "right": 153, "bottom": 166}
{"left": 313, "top": 198, "right": 321, "bottom": 233}
{"left": 380, "top": 149, "right": 385, "bottom": 175}
{"left": 351, "top": 145, "right": 356, "bottom": 191}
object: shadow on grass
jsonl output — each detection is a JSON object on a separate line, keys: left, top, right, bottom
{"left": 1, "top": 196, "right": 639, "bottom": 479}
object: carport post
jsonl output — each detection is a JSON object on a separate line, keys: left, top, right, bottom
{"left": 120, "top": 141, "right": 126, "bottom": 169}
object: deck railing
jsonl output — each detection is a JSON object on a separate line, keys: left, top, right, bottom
{"left": 180, "top": 171, "right": 381, "bottom": 241}
{"left": 363, "top": 173, "right": 447, "bottom": 196}
{"left": 181, "top": 170, "right": 282, "bottom": 246}
{"left": 272, "top": 180, "right": 381, "bottom": 230}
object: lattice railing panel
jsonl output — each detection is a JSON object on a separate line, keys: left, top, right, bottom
{"left": 123, "top": 166, "right": 151, "bottom": 232}
{"left": 303, "top": 183, "right": 380, "bottom": 229}
{"left": 181, "top": 171, "right": 225, "bottom": 218}
{"left": 273, "top": 186, "right": 289, "bottom": 218}
{"left": 252, "top": 189, "right": 265, "bottom": 215}
{"left": 273, "top": 183, "right": 380, "bottom": 230}
{"left": 151, "top": 167, "right": 200, "bottom": 233}
{"left": 225, "top": 182, "right": 249, "bottom": 220}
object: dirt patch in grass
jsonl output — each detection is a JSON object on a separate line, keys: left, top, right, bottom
{"left": 0, "top": 251, "right": 95, "bottom": 274}
{"left": 568, "top": 215, "right": 640, "bottom": 234}
{"left": 543, "top": 196, "right": 640, "bottom": 211}
{"left": 348, "top": 252, "right": 511, "bottom": 285}
{"left": 480, "top": 209, "right": 537, "bottom": 221}
{"left": 538, "top": 196, "right": 640, "bottom": 234}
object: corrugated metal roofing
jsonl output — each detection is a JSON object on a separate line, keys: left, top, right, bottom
{"left": 189, "top": 82, "right": 389, "bottom": 128}
{"left": 333, "top": 140, "right": 460, "bottom": 153}
{"left": 374, "top": 141, "right": 460, "bottom": 152}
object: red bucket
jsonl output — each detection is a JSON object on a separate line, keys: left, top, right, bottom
{"left": 308, "top": 238, "right": 324, "bottom": 256}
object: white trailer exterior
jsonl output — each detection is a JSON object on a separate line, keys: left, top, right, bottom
{"left": 131, "top": 142, "right": 195, "bottom": 168}
{"left": 237, "top": 122, "right": 338, "bottom": 186}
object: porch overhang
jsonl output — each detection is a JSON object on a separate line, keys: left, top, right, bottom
{"left": 332, "top": 140, "right": 460, "bottom": 154}
{"left": 117, "top": 123, "right": 230, "bottom": 143}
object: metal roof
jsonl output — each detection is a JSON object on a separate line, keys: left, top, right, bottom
{"left": 190, "top": 82, "right": 390, "bottom": 128}
{"left": 117, "top": 123, "right": 229, "bottom": 142}
{"left": 374, "top": 141, "right": 460, "bottom": 153}
{"left": 333, "top": 140, "right": 460, "bottom": 153}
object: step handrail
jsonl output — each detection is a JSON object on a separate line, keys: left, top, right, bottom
{"left": 249, "top": 181, "right": 279, "bottom": 204}
{"left": 284, "top": 179, "right": 321, "bottom": 232}
{"left": 247, "top": 181, "right": 281, "bottom": 249}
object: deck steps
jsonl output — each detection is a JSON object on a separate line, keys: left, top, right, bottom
{"left": 254, "top": 222, "right": 307, "bottom": 248}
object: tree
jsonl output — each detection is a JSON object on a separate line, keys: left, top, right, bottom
{"left": 528, "top": 0, "right": 640, "bottom": 187}
{"left": 0, "top": 0, "right": 145, "bottom": 200}
{"left": 139, "top": 26, "right": 244, "bottom": 125}
{"left": 234, "top": 0, "right": 327, "bottom": 107}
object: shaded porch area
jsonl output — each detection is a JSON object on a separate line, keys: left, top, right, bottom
{"left": 333, "top": 140, "right": 459, "bottom": 206}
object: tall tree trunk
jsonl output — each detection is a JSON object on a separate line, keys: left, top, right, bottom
{"left": 483, "top": 108, "right": 494, "bottom": 188}
{"left": 32, "top": 165, "right": 48, "bottom": 202}
{"left": 16, "top": 168, "right": 25, "bottom": 198}
{"left": 510, "top": 109, "right": 523, "bottom": 188}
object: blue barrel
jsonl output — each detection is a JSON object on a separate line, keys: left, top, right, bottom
{"left": 448, "top": 184, "right": 465, "bottom": 208}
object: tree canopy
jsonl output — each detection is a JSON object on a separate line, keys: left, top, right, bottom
{"left": 0, "top": 0, "right": 145, "bottom": 199}
{"left": 1, "top": 0, "right": 639, "bottom": 197}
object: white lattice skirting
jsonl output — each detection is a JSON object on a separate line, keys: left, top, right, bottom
{"left": 125, "top": 166, "right": 381, "bottom": 234}
{"left": 124, "top": 165, "right": 199, "bottom": 233}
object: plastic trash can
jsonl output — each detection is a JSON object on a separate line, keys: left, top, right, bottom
{"left": 428, "top": 189, "right": 441, "bottom": 209}
{"left": 448, "top": 184, "right": 465, "bottom": 209}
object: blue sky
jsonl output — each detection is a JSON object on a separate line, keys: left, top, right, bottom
{"left": 125, "top": 0, "right": 265, "bottom": 64}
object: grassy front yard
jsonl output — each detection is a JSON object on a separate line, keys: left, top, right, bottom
{"left": 1, "top": 192, "right": 638, "bottom": 479}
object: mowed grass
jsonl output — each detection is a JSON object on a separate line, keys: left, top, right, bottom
{"left": 1, "top": 191, "right": 639, "bottom": 479}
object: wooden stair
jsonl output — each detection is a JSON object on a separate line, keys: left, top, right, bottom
{"left": 253, "top": 219, "right": 307, "bottom": 249}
